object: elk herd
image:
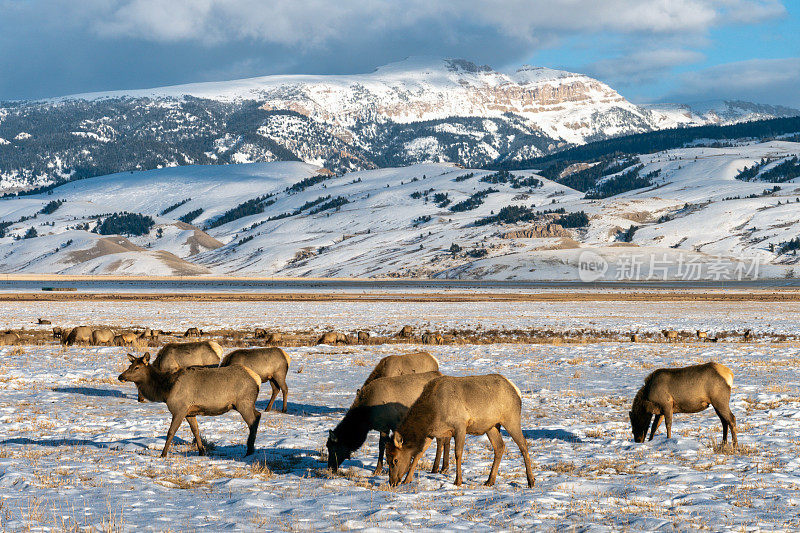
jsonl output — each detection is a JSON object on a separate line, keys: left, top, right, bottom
{"left": 6, "top": 319, "right": 742, "bottom": 489}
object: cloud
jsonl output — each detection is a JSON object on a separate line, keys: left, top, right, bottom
{"left": 666, "top": 57, "right": 800, "bottom": 107}
{"left": 586, "top": 48, "right": 706, "bottom": 87}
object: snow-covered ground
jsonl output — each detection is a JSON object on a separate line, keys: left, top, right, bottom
{"left": 1, "top": 302, "right": 799, "bottom": 531}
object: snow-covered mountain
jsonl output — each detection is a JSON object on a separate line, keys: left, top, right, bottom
{"left": 1, "top": 58, "right": 797, "bottom": 191}
{"left": 1, "top": 138, "right": 798, "bottom": 279}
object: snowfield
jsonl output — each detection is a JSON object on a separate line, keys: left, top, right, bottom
{"left": 1, "top": 301, "right": 799, "bottom": 531}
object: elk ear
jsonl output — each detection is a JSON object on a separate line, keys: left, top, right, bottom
{"left": 328, "top": 430, "right": 338, "bottom": 443}
{"left": 392, "top": 432, "right": 403, "bottom": 449}
{"left": 127, "top": 353, "right": 137, "bottom": 363}
{"left": 143, "top": 352, "right": 151, "bottom": 363}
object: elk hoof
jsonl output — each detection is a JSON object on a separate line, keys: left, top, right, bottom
{"left": 373, "top": 467, "right": 383, "bottom": 476}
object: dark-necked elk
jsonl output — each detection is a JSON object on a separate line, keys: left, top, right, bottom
{"left": 118, "top": 353, "right": 261, "bottom": 457}
{"left": 52, "top": 327, "right": 63, "bottom": 339}
{"left": 254, "top": 328, "right": 268, "bottom": 339}
{"left": 422, "top": 332, "right": 444, "bottom": 345}
{"left": 362, "top": 351, "right": 439, "bottom": 387}
{"left": 696, "top": 330, "right": 708, "bottom": 342}
{"left": 91, "top": 328, "right": 115, "bottom": 345}
{"left": 629, "top": 362, "right": 737, "bottom": 446}
{"left": 0, "top": 331, "right": 20, "bottom": 346}
{"left": 316, "top": 331, "right": 350, "bottom": 345}
{"left": 743, "top": 329, "right": 753, "bottom": 342}
{"left": 357, "top": 331, "right": 370, "bottom": 343}
{"left": 114, "top": 332, "right": 139, "bottom": 347}
{"left": 662, "top": 330, "right": 678, "bottom": 342}
{"left": 63, "top": 326, "right": 92, "bottom": 346}
{"left": 132, "top": 341, "right": 223, "bottom": 402}
{"left": 220, "top": 347, "right": 290, "bottom": 412}
{"left": 264, "top": 332, "right": 282, "bottom": 344}
{"left": 327, "top": 371, "right": 450, "bottom": 476}
{"left": 37, "top": 318, "right": 51, "bottom": 325}
{"left": 386, "top": 374, "right": 535, "bottom": 488}
{"left": 398, "top": 325, "right": 413, "bottom": 338}
{"left": 184, "top": 327, "right": 203, "bottom": 338}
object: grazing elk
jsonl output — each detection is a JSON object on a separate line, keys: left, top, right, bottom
{"left": 662, "top": 330, "right": 679, "bottom": 342}
{"left": 131, "top": 341, "right": 223, "bottom": 402}
{"left": 264, "top": 332, "right": 282, "bottom": 344}
{"left": 696, "top": 330, "right": 708, "bottom": 342}
{"left": 113, "top": 332, "right": 139, "bottom": 347}
{"left": 118, "top": 353, "right": 261, "bottom": 457}
{"left": 386, "top": 374, "right": 535, "bottom": 488}
{"left": 422, "top": 332, "right": 444, "bottom": 345}
{"left": 357, "top": 331, "right": 370, "bottom": 343}
{"left": 327, "top": 371, "right": 450, "bottom": 475}
{"left": 316, "top": 331, "right": 350, "bottom": 345}
{"left": 220, "top": 347, "right": 290, "bottom": 412}
{"left": 91, "top": 328, "right": 115, "bottom": 346}
{"left": 630, "top": 333, "right": 640, "bottom": 343}
{"left": 362, "top": 351, "right": 439, "bottom": 387}
{"left": 398, "top": 325, "right": 413, "bottom": 338}
{"left": 52, "top": 327, "right": 63, "bottom": 339}
{"left": 0, "top": 331, "right": 20, "bottom": 346}
{"left": 254, "top": 328, "right": 268, "bottom": 339}
{"left": 63, "top": 326, "right": 92, "bottom": 346}
{"left": 184, "top": 327, "right": 203, "bottom": 338}
{"left": 37, "top": 318, "right": 51, "bottom": 325}
{"left": 629, "top": 362, "right": 737, "bottom": 446}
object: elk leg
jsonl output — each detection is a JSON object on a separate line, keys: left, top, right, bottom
{"left": 713, "top": 404, "right": 738, "bottom": 447}
{"left": 663, "top": 405, "right": 674, "bottom": 439}
{"left": 441, "top": 437, "right": 450, "bottom": 475}
{"left": 266, "top": 380, "right": 280, "bottom": 412}
{"left": 431, "top": 438, "right": 443, "bottom": 473}
{"left": 402, "top": 437, "right": 432, "bottom": 484}
{"left": 186, "top": 416, "right": 205, "bottom": 456}
{"left": 504, "top": 420, "right": 535, "bottom": 488}
{"left": 484, "top": 426, "right": 506, "bottom": 486}
{"left": 161, "top": 411, "right": 186, "bottom": 458}
{"left": 374, "top": 432, "right": 387, "bottom": 475}
{"left": 277, "top": 375, "right": 289, "bottom": 413}
{"left": 453, "top": 428, "right": 466, "bottom": 486}
{"left": 648, "top": 414, "right": 663, "bottom": 440}
{"left": 137, "top": 390, "right": 146, "bottom": 403}
{"left": 238, "top": 406, "right": 261, "bottom": 456}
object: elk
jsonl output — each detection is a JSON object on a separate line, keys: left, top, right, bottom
{"left": 183, "top": 327, "right": 203, "bottom": 338}
{"left": 661, "top": 330, "right": 678, "bottom": 342}
{"left": 630, "top": 333, "right": 640, "bottom": 342}
{"left": 398, "top": 325, "right": 413, "bottom": 338}
{"left": 316, "top": 331, "right": 350, "bottom": 345}
{"left": 696, "top": 330, "right": 708, "bottom": 342}
{"left": 254, "top": 328, "right": 268, "bottom": 339}
{"left": 743, "top": 329, "right": 753, "bottom": 342}
{"left": 118, "top": 353, "right": 261, "bottom": 457}
{"left": 132, "top": 341, "right": 223, "bottom": 402}
{"left": 219, "top": 347, "right": 290, "bottom": 412}
{"left": 0, "top": 331, "right": 20, "bottom": 346}
{"left": 113, "top": 332, "right": 139, "bottom": 346}
{"left": 629, "top": 362, "right": 737, "bottom": 446}
{"left": 386, "top": 374, "right": 535, "bottom": 488}
{"left": 422, "top": 332, "right": 444, "bottom": 345}
{"left": 37, "top": 318, "right": 51, "bottom": 325}
{"left": 357, "top": 331, "right": 370, "bottom": 343}
{"left": 52, "top": 327, "right": 63, "bottom": 339}
{"left": 327, "top": 372, "right": 450, "bottom": 475}
{"left": 91, "top": 328, "right": 115, "bottom": 345}
{"left": 362, "top": 351, "right": 439, "bottom": 387}
{"left": 63, "top": 326, "right": 92, "bottom": 346}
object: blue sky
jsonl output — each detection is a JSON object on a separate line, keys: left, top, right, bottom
{"left": 1, "top": 0, "right": 798, "bottom": 106}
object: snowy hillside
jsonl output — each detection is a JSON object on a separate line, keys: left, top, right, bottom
{"left": 1, "top": 58, "right": 797, "bottom": 191}
{"left": 0, "top": 139, "right": 799, "bottom": 279}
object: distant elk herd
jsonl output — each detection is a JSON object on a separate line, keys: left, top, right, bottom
{"left": 2, "top": 320, "right": 743, "bottom": 488}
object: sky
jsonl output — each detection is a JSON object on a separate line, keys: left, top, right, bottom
{"left": 0, "top": 0, "right": 798, "bottom": 107}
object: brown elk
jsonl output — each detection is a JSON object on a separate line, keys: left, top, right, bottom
{"left": 398, "top": 325, "right": 413, "bottom": 338}
{"left": 113, "top": 332, "right": 139, "bottom": 346}
{"left": 254, "top": 328, "right": 268, "bottom": 338}
{"left": 386, "top": 374, "right": 535, "bottom": 488}
{"left": 357, "top": 331, "right": 370, "bottom": 343}
{"left": 316, "top": 331, "right": 350, "bottom": 345}
{"left": 362, "top": 351, "right": 439, "bottom": 386}
{"left": 629, "top": 362, "right": 737, "bottom": 446}
{"left": 696, "top": 330, "right": 708, "bottom": 341}
{"left": 630, "top": 333, "right": 640, "bottom": 342}
{"left": 661, "top": 330, "right": 678, "bottom": 342}
{"left": 118, "top": 353, "right": 261, "bottom": 457}
{"left": 37, "top": 318, "right": 51, "bottom": 325}
{"left": 743, "top": 329, "right": 753, "bottom": 342}
{"left": 265, "top": 332, "right": 282, "bottom": 344}
{"left": 183, "top": 327, "right": 203, "bottom": 338}
{"left": 326, "top": 371, "right": 450, "bottom": 475}
{"left": 0, "top": 331, "right": 20, "bottom": 346}
{"left": 132, "top": 341, "right": 223, "bottom": 402}
{"left": 422, "top": 332, "right": 444, "bottom": 345}
{"left": 63, "top": 326, "right": 92, "bottom": 345}
{"left": 91, "top": 328, "right": 115, "bottom": 345}
{"left": 219, "top": 347, "right": 290, "bottom": 412}
{"left": 52, "top": 327, "right": 63, "bottom": 339}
